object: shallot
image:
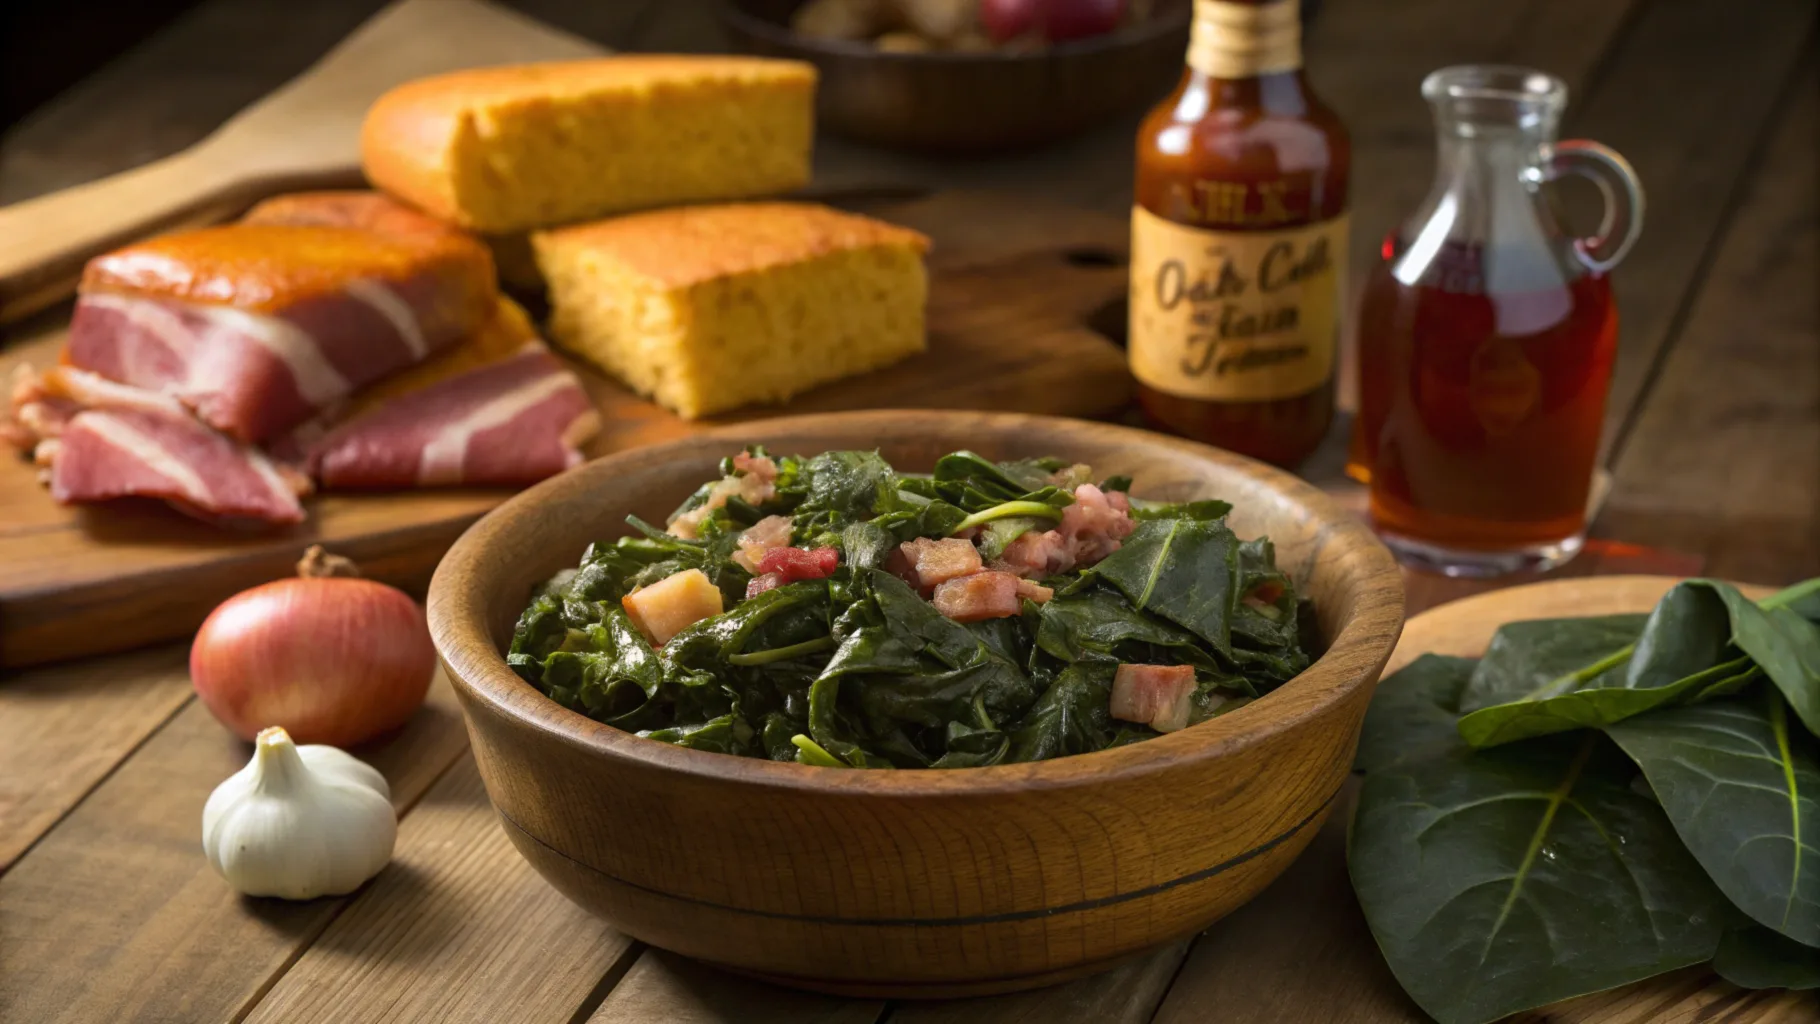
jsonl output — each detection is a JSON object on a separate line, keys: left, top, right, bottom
{"left": 191, "top": 546, "right": 435, "bottom": 746}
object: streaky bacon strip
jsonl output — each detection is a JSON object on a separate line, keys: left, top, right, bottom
{"left": 22, "top": 367, "right": 310, "bottom": 525}
{"left": 307, "top": 344, "right": 598, "bottom": 490}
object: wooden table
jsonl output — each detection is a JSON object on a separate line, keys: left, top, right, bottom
{"left": 2, "top": 1, "right": 1816, "bottom": 1021}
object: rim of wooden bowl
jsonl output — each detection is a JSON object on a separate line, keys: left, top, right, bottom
{"left": 717, "top": 0, "right": 1192, "bottom": 64}
{"left": 428, "top": 410, "right": 1404, "bottom": 797}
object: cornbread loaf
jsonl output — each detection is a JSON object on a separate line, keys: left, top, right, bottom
{"left": 361, "top": 56, "right": 816, "bottom": 235}
{"left": 534, "top": 202, "right": 930, "bottom": 419}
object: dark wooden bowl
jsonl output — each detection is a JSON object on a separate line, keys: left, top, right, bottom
{"left": 719, "top": 0, "right": 1191, "bottom": 154}
{"left": 428, "top": 410, "right": 1403, "bottom": 997}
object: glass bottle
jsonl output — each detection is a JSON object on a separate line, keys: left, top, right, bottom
{"left": 1352, "top": 66, "right": 1644, "bottom": 576}
{"left": 1130, "top": 0, "right": 1351, "bottom": 467}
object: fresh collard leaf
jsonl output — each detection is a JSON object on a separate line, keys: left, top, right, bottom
{"left": 1349, "top": 730, "right": 1731, "bottom": 1024}
{"left": 1098, "top": 474, "right": 1133, "bottom": 493}
{"left": 1459, "top": 614, "right": 1648, "bottom": 712}
{"left": 1713, "top": 926, "right": 1820, "bottom": 990}
{"left": 1354, "top": 654, "right": 1476, "bottom": 774}
{"left": 1771, "top": 578, "right": 1820, "bottom": 623}
{"left": 1697, "top": 580, "right": 1820, "bottom": 737}
{"left": 1457, "top": 584, "right": 1750, "bottom": 747}
{"left": 1606, "top": 692, "right": 1820, "bottom": 947}
{"left": 1087, "top": 518, "right": 1240, "bottom": 656}
{"left": 871, "top": 499, "right": 970, "bottom": 543}
{"left": 1128, "top": 497, "right": 1234, "bottom": 522}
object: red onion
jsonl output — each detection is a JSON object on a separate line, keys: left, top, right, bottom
{"left": 191, "top": 546, "right": 435, "bottom": 747}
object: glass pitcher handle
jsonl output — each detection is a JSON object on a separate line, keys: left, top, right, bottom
{"left": 1547, "top": 140, "right": 1645, "bottom": 274}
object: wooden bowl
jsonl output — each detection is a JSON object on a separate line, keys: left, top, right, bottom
{"left": 719, "top": 0, "right": 1191, "bottom": 154}
{"left": 427, "top": 410, "right": 1404, "bottom": 997}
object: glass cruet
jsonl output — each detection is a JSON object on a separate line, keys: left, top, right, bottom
{"left": 1352, "top": 65, "right": 1645, "bottom": 577}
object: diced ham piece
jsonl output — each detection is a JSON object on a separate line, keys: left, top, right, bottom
{"left": 1243, "top": 580, "right": 1286, "bottom": 611}
{"left": 669, "top": 453, "right": 779, "bottom": 539}
{"left": 1110, "top": 664, "right": 1197, "bottom": 734}
{"left": 303, "top": 343, "right": 597, "bottom": 489}
{"left": 1058, "top": 483, "right": 1136, "bottom": 565}
{"left": 745, "top": 572, "right": 786, "bottom": 599}
{"left": 991, "top": 483, "right": 1136, "bottom": 579}
{"left": 623, "top": 568, "right": 723, "bottom": 646}
{"left": 993, "top": 528, "right": 1072, "bottom": 579}
{"left": 733, "top": 514, "right": 793, "bottom": 572}
{"left": 931, "top": 571, "right": 1024, "bottom": 622}
{"left": 732, "top": 451, "right": 778, "bottom": 483}
{"left": 899, "top": 536, "right": 984, "bottom": 591}
{"left": 757, "top": 546, "right": 839, "bottom": 582}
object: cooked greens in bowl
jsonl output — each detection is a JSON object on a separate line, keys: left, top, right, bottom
{"left": 506, "top": 447, "right": 1312, "bottom": 767}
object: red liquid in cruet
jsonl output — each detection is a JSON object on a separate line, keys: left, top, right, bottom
{"left": 1353, "top": 238, "right": 1618, "bottom": 550}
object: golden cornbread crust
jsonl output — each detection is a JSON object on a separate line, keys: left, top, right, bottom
{"left": 533, "top": 202, "right": 931, "bottom": 290}
{"left": 534, "top": 202, "right": 930, "bottom": 419}
{"left": 361, "top": 56, "right": 817, "bottom": 234}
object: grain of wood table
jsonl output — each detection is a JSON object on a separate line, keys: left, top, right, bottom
{"left": 2, "top": 0, "right": 1816, "bottom": 1021}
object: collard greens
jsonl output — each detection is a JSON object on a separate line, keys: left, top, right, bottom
{"left": 1352, "top": 577, "right": 1820, "bottom": 1023}
{"left": 507, "top": 448, "right": 1308, "bottom": 768}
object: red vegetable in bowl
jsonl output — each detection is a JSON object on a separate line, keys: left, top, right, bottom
{"left": 1038, "top": 0, "right": 1127, "bottom": 41}
{"left": 191, "top": 546, "right": 435, "bottom": 746}
{"left": 979, "top": 0, "right": 1040, "bottom": 41}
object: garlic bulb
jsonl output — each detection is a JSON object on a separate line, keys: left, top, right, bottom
{"left": 202, "top": 726, "right": 396, "bottom": 899}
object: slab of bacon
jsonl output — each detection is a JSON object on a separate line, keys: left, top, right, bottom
{"left": 67, "top": 217, "right": 496, "bottom": 444}
{"left": 8, "top": 367, "right": 309, "bottom": 524}
{"left": 9, "top": 192, "right": 604, "bottom": 526}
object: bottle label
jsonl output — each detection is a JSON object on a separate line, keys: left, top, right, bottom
{"left": 1128, "top": 205, "right": 1348, "bottom": 402}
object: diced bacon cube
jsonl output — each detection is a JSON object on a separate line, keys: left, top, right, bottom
{"left": 1110, "top": 663, "right": 1197, "bottom": 733}
{"left": 1243, "top": 579, "right": 1286, "bottom": 609}
{"left": 900, "top": 536, "right": 984, "bottom": 590}
{"left": 1058, "top": 483, "right": 1136, "bottom": 567}
{"left": 757, "top": 545, "right": 840, "bottom": 582}
{"left": 732, "top": 451, "right": 778, "bottom": 483}
{"left": 622, "top": 568, "right": 723, "bottom": 646}
{"left": 746, "top": 572, "right": 785, "bottom": 599}
{"left": 733, "top": 514, "right": 794, "bottom": 571}
{"left": 995, "top": 528, "right": 1071, "bottom": 579}
{"left": 932, "top": 571, "right": 1023, "bottom": 622}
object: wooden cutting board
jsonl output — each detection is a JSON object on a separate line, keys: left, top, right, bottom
{"left": 0, "top": 0, "right": 605, "bottom": 326}
{"left": 0, "top": 191, "right": 1135, "bottom": 669}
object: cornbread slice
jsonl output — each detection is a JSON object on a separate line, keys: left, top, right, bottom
{"left": 534, "top": 202, "right": 930, "bottom": 419}
{"left": 361, "top": 56, "right": 816, "bottom": 235}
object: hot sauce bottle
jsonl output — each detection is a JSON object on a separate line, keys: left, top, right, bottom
{"left": 1130, "top": 0, "right": 1351, "bottom": 466}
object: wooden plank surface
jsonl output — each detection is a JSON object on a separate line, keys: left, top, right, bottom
{"left": 1599, "top": 61, "right": 1820, "bottom": 585}
{"left": 1579, "top": 0, "right": 1817, "bottom": 456}
{"left": 589, "top": 950, "right": 882, "bottom": 1024}
{"left": 0, "top": 644, "right": 191, "bottom": 870}
{"left": 2, "top": 0, "right": 1816, "bottom": 1021}
{"left": 0, "top": 191, "right": 1133, "bottom": 670}
{"left": 242, "top": 756, "right": 640, "bottom": 1024}
{"left": 0, "top": 673, "right": 469, "bottom": 1024}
